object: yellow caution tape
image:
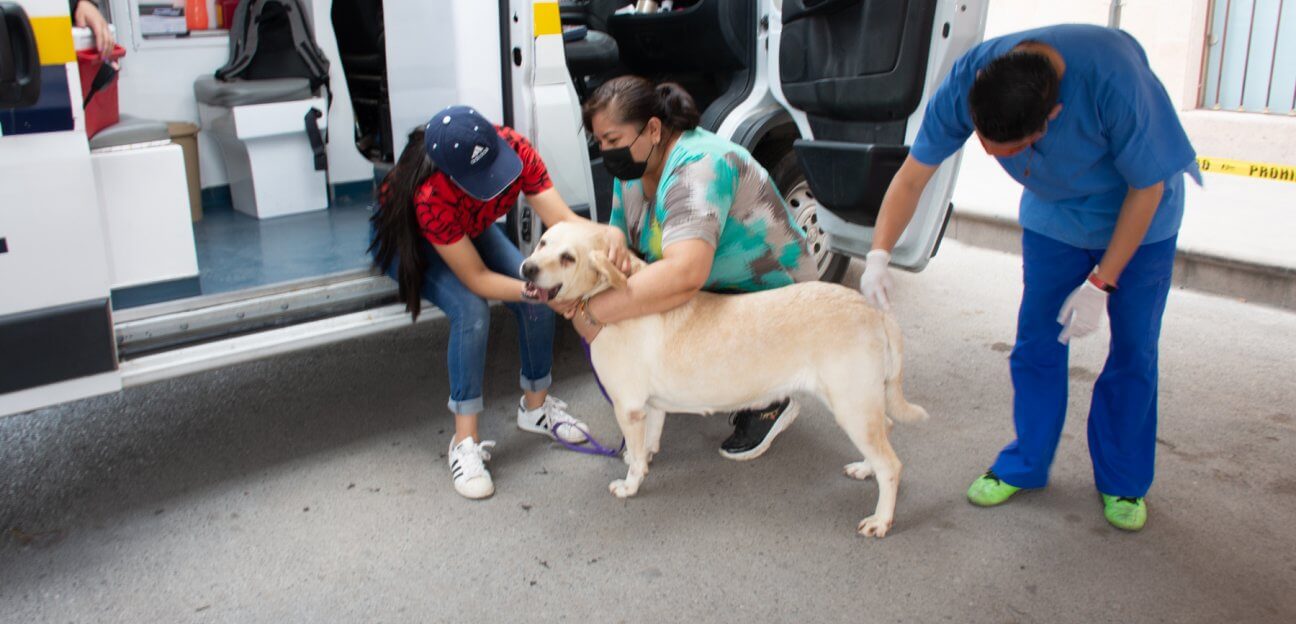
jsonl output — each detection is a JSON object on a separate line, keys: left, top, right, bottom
{"left": 534, "top": 1, "right": 562, "bottom": 37}
{"left": 31, "top": 15, "right": 76, "bottom": 65}
{"left": 1197, "top": 156, "right": 1296, "bottom": 183}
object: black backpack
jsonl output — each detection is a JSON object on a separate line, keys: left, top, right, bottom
{"left": 215, "top": 0, "right": 330, "bottom": 93}
{"left": 214, "top": 0, "right": 332, "bottom": 170}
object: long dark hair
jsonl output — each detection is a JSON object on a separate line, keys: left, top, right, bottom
{"left": 370, "top": 128, "right": 434, "bottom": 320}
{"left": 581, "top": 75, "right": 701, "bottom": 134}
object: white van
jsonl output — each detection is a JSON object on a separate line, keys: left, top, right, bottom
{"left": 0, "top": 0, "right": 987, "bottom": 417}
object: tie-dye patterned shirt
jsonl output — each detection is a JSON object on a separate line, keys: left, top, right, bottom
{"left": 608, "top": 129, "right": 814, "bottom": 292}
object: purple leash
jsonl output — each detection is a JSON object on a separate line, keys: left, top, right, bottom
{"left": 552, "top": 422, "right": 625, "bottom": 457}
{"left": 547, "top": 338, "right": 625, "bottom": 458}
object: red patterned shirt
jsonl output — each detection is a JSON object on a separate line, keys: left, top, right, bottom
{"left": 415, "top": 126, "right": 552, "bottom": 245}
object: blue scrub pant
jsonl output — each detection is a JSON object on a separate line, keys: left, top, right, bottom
{"left": 990, "top": 229, "right": 1176, "bottom": 498}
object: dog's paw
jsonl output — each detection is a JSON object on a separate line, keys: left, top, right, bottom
{"left": 844, "top": 461, "right": 874, "bottom": 480}
{"left": 857, "top": 515, "right": 893, "bottom": 538}
{"left": 609, "top": 479, "right": 639, "bottom": 499}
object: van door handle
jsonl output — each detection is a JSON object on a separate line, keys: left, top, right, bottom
{"left": 0, "top": 2, "right": 41, "bottom": 108}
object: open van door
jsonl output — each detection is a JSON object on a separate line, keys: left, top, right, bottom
{"left": 769, "top": 0, "right": 988, "bottom": 271}
{"left": 1, "top": 0, "right": 121, "bottom": 416}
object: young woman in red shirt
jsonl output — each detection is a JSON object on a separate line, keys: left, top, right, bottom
{"left": 370, "top": 105, "right": 628, "bottom": 499}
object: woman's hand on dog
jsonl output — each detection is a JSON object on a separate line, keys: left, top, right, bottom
{"left": 603, "top": 226, "right": 633, "bottom": 275}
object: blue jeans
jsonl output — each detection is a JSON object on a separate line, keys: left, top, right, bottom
{"left": 373, "top": 223, "right": 555, "bottom": 415}
{"left": 991, "top": 229, "right": 1176, "bottom": 498}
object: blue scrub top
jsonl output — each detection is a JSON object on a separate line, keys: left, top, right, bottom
{"left": 911, "top": 24, "right": 1201, "bottom": 250}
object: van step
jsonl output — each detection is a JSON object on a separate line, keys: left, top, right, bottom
{"left": 114, "top": 271, "right": 400, "bottom": 358}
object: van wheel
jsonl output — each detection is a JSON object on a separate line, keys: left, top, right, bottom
{"left": 770, "top": 150, "right": 849, "bottom": 284}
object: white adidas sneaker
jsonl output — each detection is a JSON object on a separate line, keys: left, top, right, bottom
{"left": 447, "top": 436, "right": 495, "bottom": 500}
{"left": 516, "top": 396, "right": 590, "bottom": 444}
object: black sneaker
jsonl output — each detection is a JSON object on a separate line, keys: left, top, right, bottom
{"left": 719, "top": 398, "right": 800, "bottom": 461}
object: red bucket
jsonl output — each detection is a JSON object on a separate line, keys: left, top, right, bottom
{"left": 76, "top": 44, "right": 127, "bottom": 140}
{"left": 216, "top": 0, "right": 242, "bottom": 29}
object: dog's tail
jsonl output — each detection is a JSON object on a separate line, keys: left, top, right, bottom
{"left": 881, "top": 313, "right": 929, "bottom": 423}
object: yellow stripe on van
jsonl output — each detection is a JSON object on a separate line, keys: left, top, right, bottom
{"left": 534, "top": 1, "right": 561, "bottom": 37}
{"left": 31, "top": 15, "right": 76, "bottom": 65}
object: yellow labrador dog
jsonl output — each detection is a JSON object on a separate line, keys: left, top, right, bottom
{"left": 521, "top": 221, "right": 927, "bottom": 537}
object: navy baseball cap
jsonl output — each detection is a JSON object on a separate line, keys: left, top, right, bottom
{"left": 423, "top": 105, "right": 522, "bottom": 201}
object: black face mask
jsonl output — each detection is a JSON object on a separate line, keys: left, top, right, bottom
{"left": 601, "top": 126, "right": 654, "bottom": 181}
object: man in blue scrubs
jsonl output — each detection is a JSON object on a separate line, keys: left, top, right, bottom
{"left": 859, "top": 24, "right": 1200, "bottom": 531}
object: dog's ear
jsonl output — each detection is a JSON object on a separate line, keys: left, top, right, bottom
{"left": 588, "top": 250, "right": 628, "bottom": 290}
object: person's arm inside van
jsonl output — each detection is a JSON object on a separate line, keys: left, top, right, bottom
{"left": 72, "top": 0, "right": 114, "bottom": 56}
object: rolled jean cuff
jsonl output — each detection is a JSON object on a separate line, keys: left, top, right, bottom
{"left": 446, "top": 396, "right": 485, "bottom": 416}
{"left": 520, "top": 372, "right": 552, "bottom": 393}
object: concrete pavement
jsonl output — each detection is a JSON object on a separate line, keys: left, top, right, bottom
{"left": 2, "top": 241, "right": 1295, "bottom": 623}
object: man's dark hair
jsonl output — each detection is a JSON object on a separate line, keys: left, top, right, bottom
{"left": 968, "top": 49, "right": 1060, "bottom": 143}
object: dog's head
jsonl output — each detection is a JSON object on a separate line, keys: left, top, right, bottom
{"left": 520, "top": 221, "right": 631, "bottom": 303}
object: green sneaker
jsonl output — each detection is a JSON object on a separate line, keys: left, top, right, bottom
{"left": 1101, "top": 494, "right": 1148, "bottom": 531}
{"left": 967, "top": 471, "right": 1022, "bottom": 507}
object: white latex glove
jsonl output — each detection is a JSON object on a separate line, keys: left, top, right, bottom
{"left": 1057, "top": 278, "right": 1108, "bottom": 344}
{"left": 859, "top": 249, "right": 895, "bottom": 310}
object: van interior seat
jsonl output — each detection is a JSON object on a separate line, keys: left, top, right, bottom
{"left": 560, "top": 0, "right": 623, "bottom": 98}
{"left": 193, "top": 76, "right": 315, "bottom": 108}
{"left": 604, "top": 0, "right": 754, "bottom": 131}
{"left": 87, "top": 115, "right": 171, "bottom": 150}
{"left": 564, "top": 29, "right": 620, "bottom": 79}
{"left": 607, "top": 0, "right": 751, "bottom": 74}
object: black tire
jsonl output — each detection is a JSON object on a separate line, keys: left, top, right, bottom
{"left": 769, "top": 149, "right": 850, "bottom": 284}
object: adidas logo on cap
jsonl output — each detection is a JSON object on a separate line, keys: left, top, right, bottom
{"left": 470, "top": 144, "right": 490, "bottom": 165}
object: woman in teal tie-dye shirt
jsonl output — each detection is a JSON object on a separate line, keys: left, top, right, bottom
{"left": 566, "top": 76, "right": 814, "bottom": 460}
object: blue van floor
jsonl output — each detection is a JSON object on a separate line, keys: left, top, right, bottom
{"left": 192, "top": 199, "right": 375, "bottom": 296}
